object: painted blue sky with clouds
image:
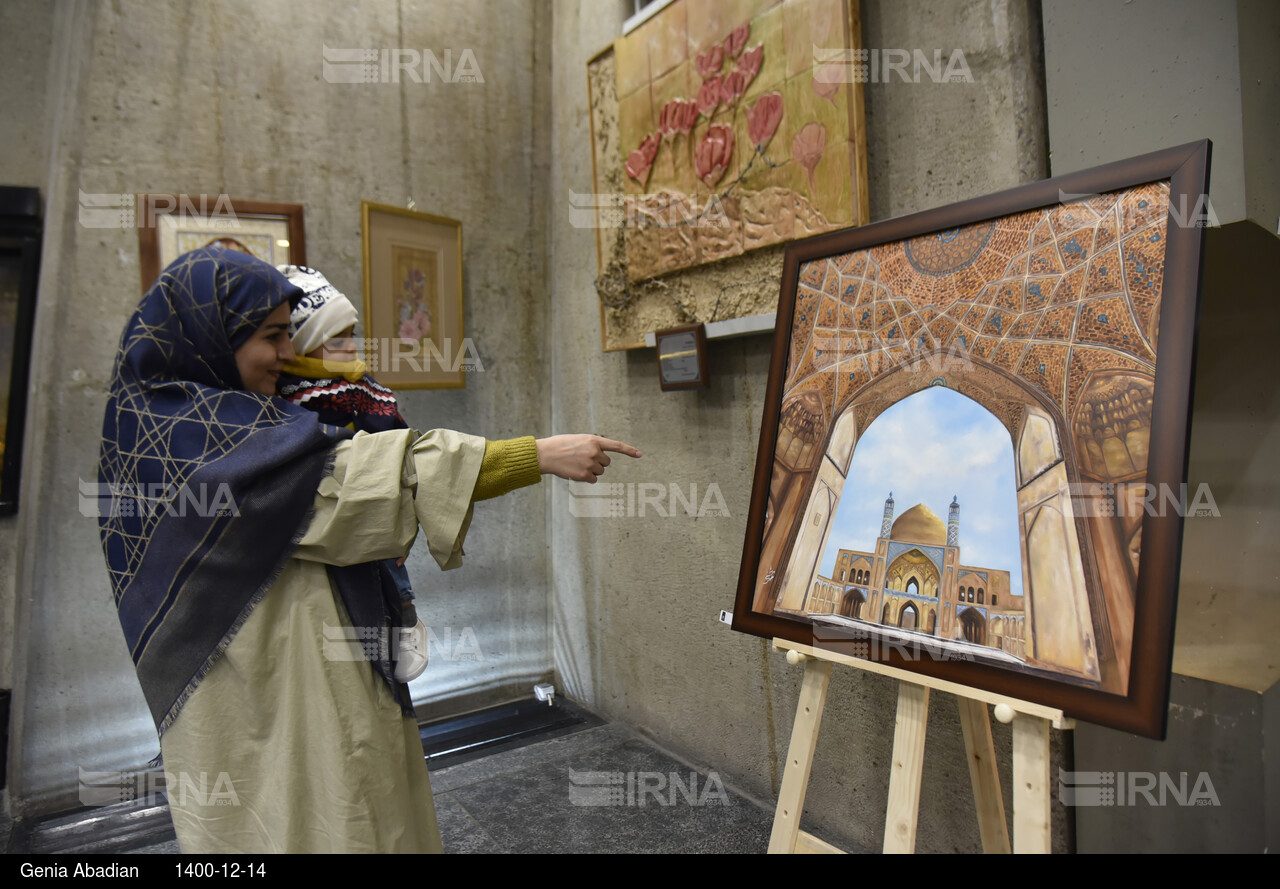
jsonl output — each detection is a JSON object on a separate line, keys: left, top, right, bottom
{"left": 819, "top": 386, "right": 1024, "bottom": 597}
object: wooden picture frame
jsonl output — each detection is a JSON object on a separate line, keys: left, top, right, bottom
{"left": 360, "top": 202, "right": 467, "bottom": 390}
{"left": 733, "top": 141, "right": 1212, "bottom": 739}
{"left": 136, "top": 196, "right": 306, "bottom": 292}
{"left": 656, "top": 323, "right": 710, "bottom": 391}
{"left": 0, "top": 187, "right": 43, "bottom": 514}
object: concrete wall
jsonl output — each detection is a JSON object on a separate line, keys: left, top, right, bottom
{"left": 1073, "top": 672, "right": 1277, "bottom": 853}
{"left": 4, "top": 0, "right": 551, "bottom": 817}
{"left": 1043, "top": 0, "right": 1279, "bottom": 852}
{"left": 1064, "top": 220, "right": 1280, "bottom": 853}
{"left": 1043, "top": 0, "right": 1278, "bottom": 234}
{"left": 549, "top": 0, "right": 1061, "bottom": 853}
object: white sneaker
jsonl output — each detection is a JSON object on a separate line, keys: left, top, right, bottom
{"left": 395, "top": 618, "right": 429, "bottom": 682}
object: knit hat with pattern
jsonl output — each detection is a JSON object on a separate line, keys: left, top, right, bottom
{"left": 277, "top": 265, "right": 360, "bottom": 358}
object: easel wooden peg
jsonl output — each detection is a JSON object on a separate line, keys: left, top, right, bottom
{"left": 767, "top": 638, "right": 1072, "bottom": 854}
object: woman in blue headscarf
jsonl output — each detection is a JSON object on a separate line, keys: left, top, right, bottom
{"left": 99, "top": 246, "right": 638, "bottom": 852}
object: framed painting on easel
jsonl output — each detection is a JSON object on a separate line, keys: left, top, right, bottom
{"left": 733, "top": 141, "right": 1212, "bottom": 739}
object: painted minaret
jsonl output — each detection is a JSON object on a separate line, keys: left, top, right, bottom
{"left": 880, "top": 493, "right": 895, "bottom": 539}
{"left": 947, "top": 495, "right": 960, "bottom": 546}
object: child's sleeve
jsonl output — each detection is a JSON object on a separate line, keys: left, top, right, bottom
{"left": 473, "top": 436, "right": 542, "bottom": 501}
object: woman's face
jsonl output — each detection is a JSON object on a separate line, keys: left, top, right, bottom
{"left": 234, "top": 302, "right": 294, "bottom": 395}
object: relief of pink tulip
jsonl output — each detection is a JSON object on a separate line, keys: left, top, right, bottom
{"left": 792, "top": 121, "right": 826, "bottom": 193}
{"left": 746, "top": 92, "right": 783, "bottom": 149}
{"left": 695, "top": 124, "right": 735, "bottom": 187}
{"left": 724, "top": 23, "right": 750, "bottom": 59}
{"left": 625, "top": 132, "right": 661, "bottom": 185}
{"left": 659, "top": 99, "right": 698, "bottom": 136}
{"left": 658, "top": 100, "right": 679, "bottom": 137}
{"left": 720, "top": 70, "right": 746, "bottom": 107}
{"left": 738, "top": 44, "right": 763, "bottom": 82}
{"left": 812, "top": 64, "right": 841, "bottom": 102}
{"left": 696, "top": 43, "right": 724, "bottom": 79}
{"left": 696, "top": 77, "right": 721, "bottom": 117}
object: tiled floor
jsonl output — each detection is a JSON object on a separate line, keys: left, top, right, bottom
{"left": 4, "top": 713, "right": 779, "bottom": 855}
{"left": 433, "top": 723, "right": 774, "bottom": 854}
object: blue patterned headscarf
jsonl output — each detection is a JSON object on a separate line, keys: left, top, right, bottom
{"left": 99, "top": 247, "right": 347, "bottom": 733}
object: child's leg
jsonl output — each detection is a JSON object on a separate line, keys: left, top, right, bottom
{"left": 383, "top": 559, "right": 416, "bottom": 626}
{"left": 386, "top": 558, "right": 427, "bottom": 682}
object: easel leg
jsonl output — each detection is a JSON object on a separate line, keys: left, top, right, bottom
{"left": 957, "top": 697, "right": 1011, "bottom": 853}
{"left": 883, "top": 682, "right": 929, "bottom": 854}
{"left": 768, "top": 657, "right": 833, "bottom": 853}
{"left": 1012, "top": 713, "right": 1051, "bottom": 853}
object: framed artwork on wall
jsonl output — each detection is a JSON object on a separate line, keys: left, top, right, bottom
{"left": 586, "top": 0, "right": 871, "bottom": 351}
{"left": 732, "top": 141, "right": 1212, "bottom": 739}
{"left": 656, "top": 322, "right": 710, "bottom": 390}
{"left": 360, "top": 202, "right": 467, "bottom": 390}
{"left": 0, "top": 186, "right": 42, "bottom": 514}
{"left": 136, "top": 196, "right": 306, "bottom": 292}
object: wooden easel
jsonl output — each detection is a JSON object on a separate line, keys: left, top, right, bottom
{"left": 767, "top": 638, "right": 1073, "bottom": 854}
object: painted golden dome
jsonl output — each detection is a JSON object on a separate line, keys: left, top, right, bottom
{"left": 890, "top": 504, "right": 947, "bottom": 545}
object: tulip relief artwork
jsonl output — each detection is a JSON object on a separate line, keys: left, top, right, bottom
{"left": 608, "top": 0, "right": 867, "bottom": 286}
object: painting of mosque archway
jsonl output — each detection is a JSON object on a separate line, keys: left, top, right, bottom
{"left": 732, "top": 142, "right": 1211, "bottom": 739}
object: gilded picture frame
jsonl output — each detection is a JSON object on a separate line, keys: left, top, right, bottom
{"left": 732, "top": 141, "right": 1212, "bottom": 739}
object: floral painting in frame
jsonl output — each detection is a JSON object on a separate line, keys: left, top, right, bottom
{"left": 361, "top": 202, "right": 467, "bottom": 390}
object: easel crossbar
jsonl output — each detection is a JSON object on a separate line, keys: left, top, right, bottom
{"left": 771, "top": 639, "right": 1071, "bottom": 727}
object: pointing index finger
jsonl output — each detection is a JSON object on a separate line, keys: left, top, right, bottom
{"left": 596, "top": 437, "right": 642, "bottom": 459}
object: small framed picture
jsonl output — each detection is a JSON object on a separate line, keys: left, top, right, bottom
{"left": 655, "top": 323, "right": 710, "bottom": 391}
{"left": 361, "top": 202, "right": 467, "bottom": 390}
{"left": 136, "top": 195, "right": 306, "bottom": 292}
